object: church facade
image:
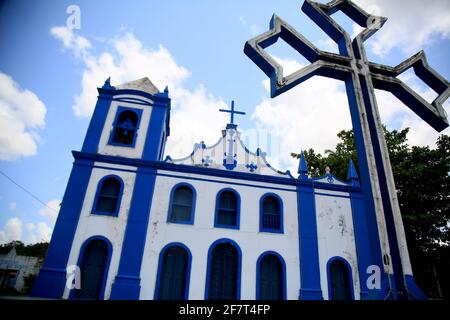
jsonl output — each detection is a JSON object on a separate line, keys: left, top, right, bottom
{"left": 31, "top": 77, "right": 425, "bottom": 300}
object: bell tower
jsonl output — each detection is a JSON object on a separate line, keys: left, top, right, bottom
{"left": 81, "top": 77, "right": 171, "bottom": 161}
{"left": 31, "top": 77, "right": 171, "bottom": 299}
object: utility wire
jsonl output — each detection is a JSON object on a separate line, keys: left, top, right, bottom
{"left": 0, "top": 169, "right": 58, "bottom": 213}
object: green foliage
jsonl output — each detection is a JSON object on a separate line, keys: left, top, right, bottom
{"left": 0, "top": 241, "right": 49, "bottom": 259}
{"left": 292, "top": 128, "right": 450, "bottom": 299}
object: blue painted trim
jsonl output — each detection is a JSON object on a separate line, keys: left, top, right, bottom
{"left": 255, "top": 251, "right": 287, "bottom": 300}
{"left": 109, "top": 166, "right": 157, "bottom": 300}
{"left": 73, "top": 150, "right": 364, "bottom": 194}
{"left": 214, "top": 188, "right": 241, "bottom": 230}
{"left": 82, "top": 95, "right": 113, "bottom": 153}
{"left": 107, "top": 106, "right": 143, "bottom": 148}
{"left": 356, "top": 75, "right": 405, "bottom": 298}
{"left": 297, "top": 183, "right": 323, "bottom": 300}
{"left": 142, "top": 99, "right": 170, "bottom": 161}
{"left": 349, "top": 189, "right": 380, "bottom": 299}
{"left": 112, "top": 97, "right": 151, "bottom": 106}
{"left": 167, "top": 182, "right": 197, "bottom": 225}
{"left": 298, "top": 151, "right": 308, "bottom": 179}
{"left": 69, "top": 236, "right": 113, "bottom": 300}
{"left": 344, "top": 77, "right": 389, "bottom": 296}
{"left": 259, "top": 193, "right": 284, "bottom": 234}
{"left": 361, "top": 75, "right": 405, "bottom": 298}
{"left": 314, "top": 192, "right": 351, "bottom": 199}
{"left": 347, "top": 159, "right": 360, "bottom": 187}
{"left": 98, "top": 87, "right": 170, "bottom": 105}
{"left": 204, "top": 238, "right": 242, "bottom": 300}
{"left": 326, "top": 256, "right": 355, "bottom": 300}
{"left": 92, "top": 165, "right": 137, "bottom": 174}
{"left": 85, "top": 163, "right": 296, "bottom": 193}
{"left": 404, "top": 275, "right": 427, "bottom": 300}
{"left": 31, "top": 158, "right": 94, "bottom": 299}
{"left": 312, "top": 173, "right": 348, "bottom": 185}
{"left": 91, "top": 175, "right": 124, "bottom": 217}
{"left": 153, "top": 242, "right": 192, "bottom": 300}
{"left": 160, "top": 173, "right": 296, "bottom": 194}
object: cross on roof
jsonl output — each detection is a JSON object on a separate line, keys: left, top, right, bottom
{"left": 219, "top": 100, "right": 246, "bottom": 129}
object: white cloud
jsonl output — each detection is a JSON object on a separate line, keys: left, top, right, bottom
{"left": 50, "top": 27, "right": 191, "bottom": 119}
{"left": 353, "top": 0, "right": 450, "bottom": 56}
{"left": 239, "top": 15, "right": 262, "bottom": 36}
{"left": 50, "top": 26, "right": 227, "bottom": 159}
{"left": 251, "top": 58, "right": 352, "bottom": 173}
{"left": 25, "top": 222, "right": 52, "bottom": 244}
{"left": 169, "top": 86, "right": 228, "bottom": 157}
{"left": 39, "top": 199, "right": 60, "bottom": 222}
{"left": 250, "top": 24, "right": 262, "bottom": 36}
{"left": 0, "top": 217, "right": 23, "bottom": 244}
{"left": 50, "top": 26, "right": 91, "bottom": 58}
{"left": 8, "top": 202, "right": 16, "bottom": 211}
{"left": 0, "top": 218, "right": 53, "bottom": 245}
{"left": 0, "top": 201, "right": 57, "bottom": 244}
{"left": 0, "top": 72, "right": 46, "bottom": 160}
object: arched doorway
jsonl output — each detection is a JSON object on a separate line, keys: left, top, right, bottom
{"left": 328, "top": 258, "right": 353, "bottom": 300}
{"left": 207, "top": 241, "right": 240, "bottom": 300}
{"left": 258, "top": 253, "right": 284, "bottom": 300}
{"left": 156, "top": 245, "right": 190, "bottom": 300}
{"left": 74, "top": 238, "right": 110, "bottom": 300}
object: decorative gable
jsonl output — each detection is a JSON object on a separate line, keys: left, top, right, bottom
{"left": 165, "top": 127, "right": 292, "bottom": 178}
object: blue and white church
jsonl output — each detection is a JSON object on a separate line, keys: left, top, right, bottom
{"left": 31, "top": 76, "right": 425, "bottom": 300}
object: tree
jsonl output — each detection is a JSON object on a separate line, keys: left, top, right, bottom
{"left": 0, "top": 241, "right": 49, "bottom": 259}
{"left": 292, "top": 128, "right": 450, "bottom": 299}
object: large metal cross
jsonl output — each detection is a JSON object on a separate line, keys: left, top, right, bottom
{"left": 244, "top": 0, "right": 449, "bottom": 300}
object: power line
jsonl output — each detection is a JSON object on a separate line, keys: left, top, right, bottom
{"left": 0, "top": 170, "right": 59, "bottom": 213}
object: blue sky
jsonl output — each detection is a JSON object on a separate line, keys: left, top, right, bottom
{"left": 0, "top": 0, "right": 449, "bottom": 244}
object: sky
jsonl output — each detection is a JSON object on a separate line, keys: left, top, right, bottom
{"left": 0, "top": 0, "right": 449, "bottom": 245}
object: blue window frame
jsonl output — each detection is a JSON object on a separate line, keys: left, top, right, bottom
{"left": 108, "top": 106, "right": 143, "bottom": 147}
{"left": 214, "top": 188, "right": 240, "bottom": 229}
{"left": 92, "top": 175, "right": 124, "bottom": 217}
{"left": 154, "top": 243, "right": 192, "bottom": 300}
{"left": 70, "top": 236, "right": 113, "bottom": 300}
{"left": 167, "top": 183, "right": 196, "bottom": 224}
{"left": 205, "top": 238, "right": 242, "bottom": 300}
{"left": 259, "top": 193, "right": 284, "bottom": 233}
{"left": 327, "top": 257, "right": 354, "bottom": 300}
{"left": 256, "top": 251, "right": 286, "bottom": 300}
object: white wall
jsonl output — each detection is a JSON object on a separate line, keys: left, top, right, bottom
{"left": 62, "top": 164, "right": 363, "bottom": 300}
{"left": 97, "top": 95, "right": 153, "bottom": 159}
{"left": 140, "top": 170, "right": 300, "bottom": 300}
{"left": 315, "top": 190, "right": 360, "bottom": 300}
{"left": 62, "top": 162, "right": 136, "bottom": 300}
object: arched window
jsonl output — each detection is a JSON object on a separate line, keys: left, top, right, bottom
{"left": 73, "top": 238, "right": 111, "bottom": 300}
{"left": 257, "top": 253, "right": 285, "bottom": 300}
{"left": 168, "top": 184, "right": 195, "bottom": 224}
{"left": 109, "top": 107, "right": 142, "bottom": 147}
{"left": 328, "top": 258, "right": 353, "bottom": 300}
{"left": 155, "top": 244, "right": 191, "bottom": 300}
{"left": 215, "top": 189, "right": 240, "bottom": 229}
{"left": 93, "top": 176, "right": 123, "bottom": 216}
{"left": 260, "top": 194, "right": 283, "bottom": 233}
{"left": 206, "top": 240, "right": 241, "bottom": 300}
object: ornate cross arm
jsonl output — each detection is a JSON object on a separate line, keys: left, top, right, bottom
{"left": 244, "top": 0, "right": 449, "bottom": 131}
{"left": 243, "top": 14, "right": 353, "bottom": 97}
{"left": 302, "top": 0, "right": 388, "bottom": 50}
{"left": 369, "top": 52, "right": 449, "bottom": 132}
